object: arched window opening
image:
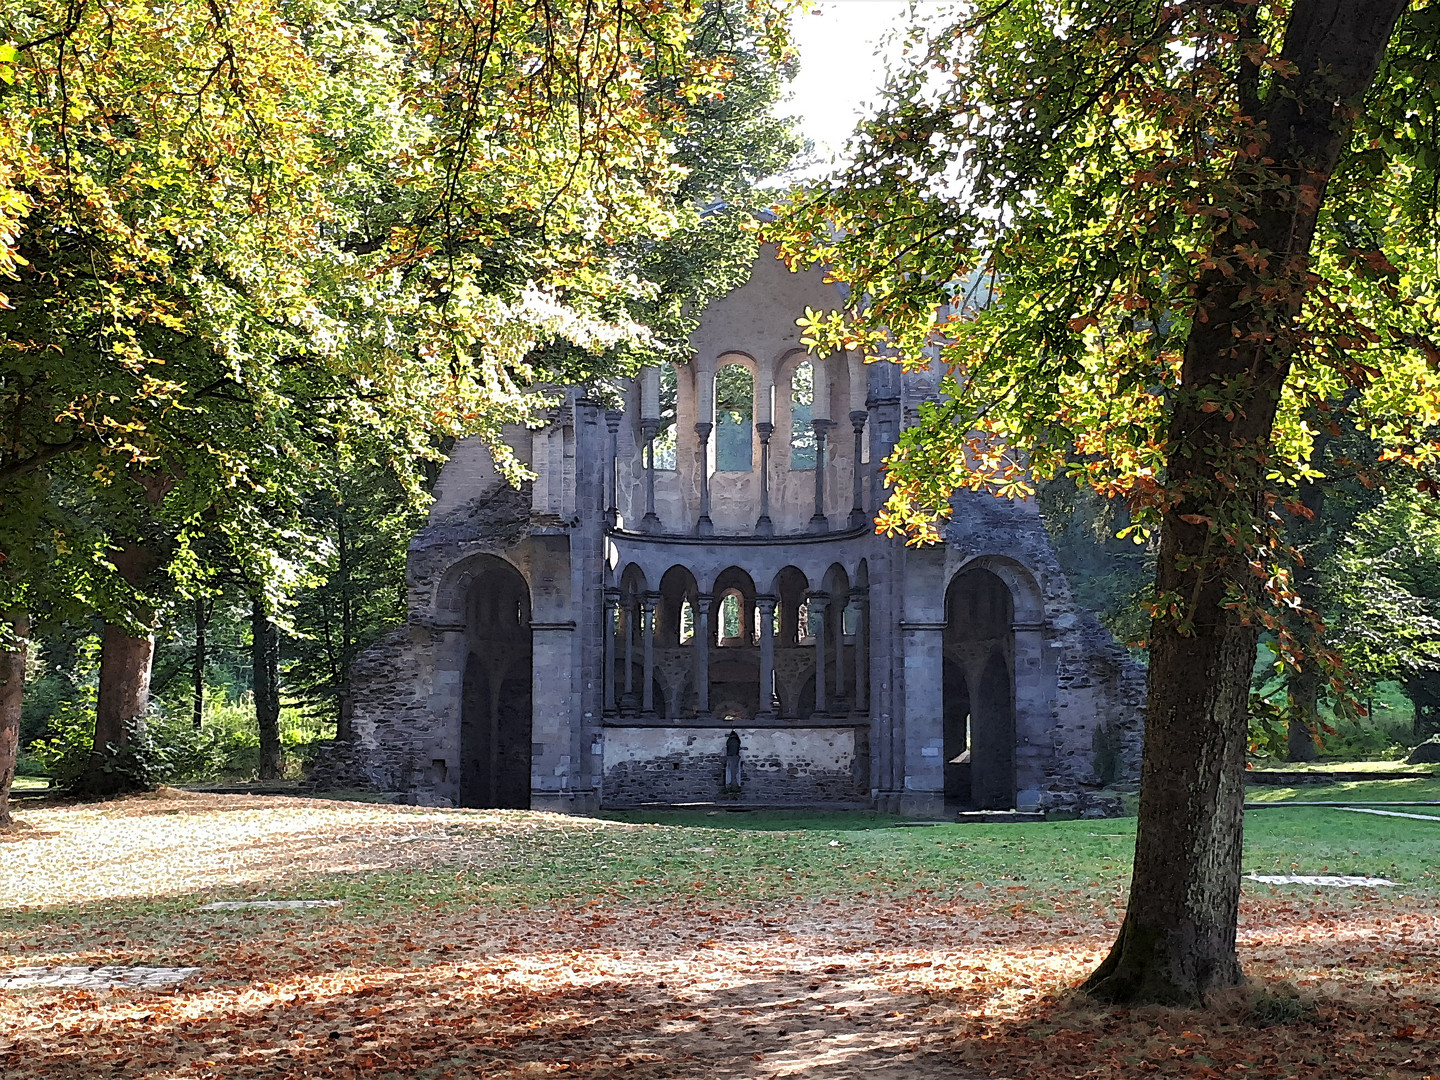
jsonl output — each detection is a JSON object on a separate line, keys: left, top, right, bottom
{"left": 842, "top": 601, "right": 859, "bottom": 637}
{"left": 715, "top": 364, "right": 754, "bottom": 472}
{"left": 718, "top": 591, "right": 743, "bottom": 646}
{"left": 797, "top": 597, "right": 818, "bottom": 643}
{"left": 680, "top": 599, "right": 695, "bottom": 644}
{"left": 654, "top": 363, "right": 679, "bottom": 470}
{"left": 790, "top": 360, "right": 816, "bottom": 469}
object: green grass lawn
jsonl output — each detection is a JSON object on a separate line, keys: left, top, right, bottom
{"left": 258, "top": 783, "right": 1437, "bottom": 917}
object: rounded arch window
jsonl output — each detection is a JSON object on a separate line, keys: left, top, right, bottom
{"left": 790, "top": 360, "right": 816, "bottom": 469}
{"left": 715, "top": 364, "right": 754, "bottom": 472}
{"left": 717, "top": 590, "right": 748, "bottom": 646}
{"left": 654, "top": 363, "right": 679, "bottom": 470}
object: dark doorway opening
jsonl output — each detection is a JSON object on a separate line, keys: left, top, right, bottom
{"left": 460, "top": 559, "right": 532, "bottom": 808}
{"left": 943, "top": 568, "right": 1016, "bottom": 810}
{"left": 943, "top": 658, "right": 971, "bottom": 803}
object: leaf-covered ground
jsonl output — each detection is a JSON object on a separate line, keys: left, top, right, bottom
{"left": 1, "top": 789, "right": 1437, "bottom": 1079}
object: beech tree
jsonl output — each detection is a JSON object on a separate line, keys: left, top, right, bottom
{"left": 777, "top": 0, "right": 1437, "bottom": 1002}
{"left": 1, "top": 0, "right": 797, "bottom": 805}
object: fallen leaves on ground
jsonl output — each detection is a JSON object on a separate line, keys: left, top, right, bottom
{"left": 1, "top": 792, "right": 1437, "bottom": 1079}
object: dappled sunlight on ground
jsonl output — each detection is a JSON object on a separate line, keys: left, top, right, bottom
{"left": 2, "top": 793, "right": 1438, "bottom": 1078}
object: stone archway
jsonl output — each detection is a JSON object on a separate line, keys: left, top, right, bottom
{"left": 944, "top": 567, "right": 1016, "bottom": 810}
{"left": 459, "top": 557, "right": 532, "bottom": 809}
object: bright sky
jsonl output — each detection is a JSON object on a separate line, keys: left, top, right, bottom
{"left": 781, "top": 1, "right": 954, "bottom": 170}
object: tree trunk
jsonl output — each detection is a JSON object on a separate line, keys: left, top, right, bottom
{"left": 252, "top": 597, "right": 283, "bottom": 780}
{"left": 0, "top": 613, "right": 28, "bottom": 828}
{"left": 1085, "top": 0, "right": 1405, "bottom": 1004}
{"left": 88, "top": 542, "right": 160, "bottom": 796}
{"left": 336, "top": 501, "right": 354, "bottom": 742}
{"left": 1286, "top": 664, "right": 1320, "bottom": 762}
{"left": 192, "top": 596, "right": 208, "bottom": 730}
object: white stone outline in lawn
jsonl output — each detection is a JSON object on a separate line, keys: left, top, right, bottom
{"left": 1246, "top": 873, "right": 1397, "bottom": 887}
{"left": 0, "top": 966, "right": 201, "bottom": 990}
{"left": 196, "top": 899, "right": 343, "bottom": 910}
{"left": 1334, "top": 807, "right": 1440, "bottom": 822}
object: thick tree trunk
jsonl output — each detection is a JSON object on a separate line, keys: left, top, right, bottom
{"left": 88, "top": 542, "right": 160, "bottom": 796}
{"left": 0, "top": 613, "right": 28, "bottom": 828}
{"left": 252, "top": 598, "right": 283, "bottom": 780}
{"left": 1085, "top": 0, "right": 1404, "bottom": 1003}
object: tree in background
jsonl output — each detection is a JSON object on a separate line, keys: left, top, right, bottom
{"left": 2, "top": 0, "right": 800, "bottom": 806}
{"left": 778, "top": 0, "right": 1435, "bottom": 1002}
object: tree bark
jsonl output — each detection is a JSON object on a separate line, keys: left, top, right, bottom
{"left": 252, "top": 597, "right": 283, "bottom": 780}
{"left": 192, "top": 596, "right": 209, "bottom": 730}
{"left": 0, "top": 613, "right": 28, "bottom": 829}
{"left": 1286, "top": 663, "right": 1321, "bottom": 762}
{"left": 336, "top": 500, "right": 354, "bottom": 742}
{"left": 88, "top": 542, "right": 160, "bottom": 796}
{"left": 1084, "top": 0, "right": 1405, "bottom": 1004}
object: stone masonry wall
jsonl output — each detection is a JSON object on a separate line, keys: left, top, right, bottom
{"left": 601, "top": 725, "right": 869, "bottom": 806}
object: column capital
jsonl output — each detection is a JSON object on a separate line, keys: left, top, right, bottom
{"left": 755, "top": 594, "right": 777, "bottom": 614}
{"left": 694, "top": 421, "right": 713, "bottom": 438}
{"left": 849, "top": 409, "right": 869, "bottom": 430}
{"left": 755, "top": 421, "right": 775, "bottom": 441}
{"left": 640, "top": 417, "right": 660, "bottom": 438}
{"left": 811, "top": 417, "right": 836, "bottom": 434}
{"left": 641, "top": 591, "right": 660, "bottom": 612}
{"left": 605, "top": 409, "right": 623, "bottom": 433}
{"left": 695, "top": 592, "right": 715, "bottom": 605}
{"left": 603, "top": 586, "right": 621, "bottom": 604}
{"left": 806, "top": 589, "right": 831, "bottom": 605}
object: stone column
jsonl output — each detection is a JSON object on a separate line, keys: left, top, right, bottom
{"left": 640, "top": 419, "right": 660, "bottom": 533}
{"left": 695, "top": 593, "right": 712, "bottom": 716}
{"left": 622, "top": 596, "right": 635, "bottom": 710}
{"left": 641, "top": 592, "right": 658, "bottom": 716}
{"left": 602, "top": 588, "right": 619, "bottom": 714}
{"left": 754, "top": 422, "right": 774, "bottom": 536}
{"left": 809, "top": 419, "right": 833, "bottom": 533}
{"left": 810, "top": 590, "right": 829, "bottom": 716}
{"left": 849, "top": 410, "right": 868, "bottom": 529}
{"left": 853, "top": 586, "right": 869, "bottom": 713}
{"left": 604, "top": 410, "right": 622, "bottom": 528}
{"left": 756, "top": 595, "right": 776, "bottom": 720}
{"left": 695, "top": 422, "right": 714, "bottom": 537}
{"left": 833, "top": 594, "right": 847, "bottom": 711}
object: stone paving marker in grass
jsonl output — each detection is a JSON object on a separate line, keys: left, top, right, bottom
{"left": 1245, "top": 873, "right": 1397, "bottom": 887}
{"left": 0, "top": 967, "right": 201, "bottom": 990}
{"left": 1334, "top": 807, "right": 1440, "bottom": 822}
{"left": 197, "top": 900, "right": 343, "bottom": 910}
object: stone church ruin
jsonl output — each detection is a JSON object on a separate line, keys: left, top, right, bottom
{"left": 309, "top": 247, "right": 1145, "bottom": 815}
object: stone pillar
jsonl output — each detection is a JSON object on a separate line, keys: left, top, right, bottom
{"left": 849, "top": 410, "right": 868, "bottom": 529}
{"left": 640, "top": 419, "right": 660, "bottom": 533}
{"left": 810, "top": 590, "right": 829, "bottom": 716}
{"left": 695, "top": 593, "right": 712, "bottom": 716}
{"left": 604, "top": 410, "right": 622, "bottom": 528}
{"left": 756, "top": 595, "right": 776, "bottom": 720}
{"left": 853, "top": 587, "right": 869, "bottom": 713}
{"left": 754, "top": 422, "right": 774, "bottom": 536}
{"left": 622, "top": 596, "right": 635, "bottom": 710}
{"left": 833, "top": 594, "right": 847, "bottom": 711}
{"left": 641, "top": 593, "right": 658, "bottom": 716}
{"left": 809, "top": 419, "right": 833, "bottom": 533}
{"left": 695, "top": 422, "right": 714, "bottom": 537}
{"left": 602, "top": 588, "right": 619, "bottom": 714}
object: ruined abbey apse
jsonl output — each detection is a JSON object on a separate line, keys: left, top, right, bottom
{"left": 309, "top": 246, "right": 1145, "bottom": 817}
